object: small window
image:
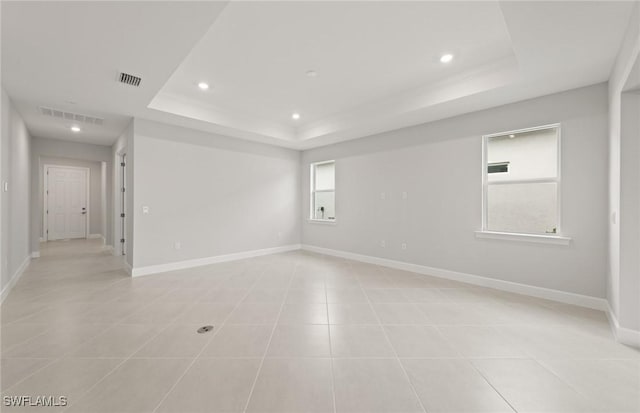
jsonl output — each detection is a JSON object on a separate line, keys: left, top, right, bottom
{"left": 487, "top": 161, "right": 509, "bottom": 174}
{"left": 310, "top": 161, "right": 335, "bottom": 221}
{"left": 483, "top": 125, "right": 560, "bottom": 235}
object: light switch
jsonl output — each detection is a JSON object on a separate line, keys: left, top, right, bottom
{"left": 142, "top": 206, "right": 149, "bottom": 214}
{"left": 3, "top": 181, "right": 8, "bottom": 192}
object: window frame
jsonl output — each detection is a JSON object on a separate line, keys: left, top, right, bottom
{"left": 309, "top": 160, "right": 336, "bottom": 223}
{"left": 479, "top": 123, "right": 568, "bottom": 243}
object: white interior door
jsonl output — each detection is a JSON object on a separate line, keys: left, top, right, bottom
{"left": 47, "top": 166, "right": 88, "bottom": 240}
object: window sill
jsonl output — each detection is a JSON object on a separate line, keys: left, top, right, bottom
{"left": 474, "top": 230, "right": 571, "bottom": 245}
{"left": 308, "top": 219, "right": 337, "bottom": 225}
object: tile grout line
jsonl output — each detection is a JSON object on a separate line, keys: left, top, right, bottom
{"left": 430, "top": 322, "right": 519, "bottom": 413}
{"left": 5, "top": 246, "right": 632, "bottom": 412}
{"left": 51, "top": 264, "right": 238, "bottom": 410}
{"left": 241, "top": 259, "right": 298, "bottom": 413}
{"left": 3, "top": 284, "right": 176, "bottom": 400}
{"left": 325, "top": 258, "right": 338, "bottom": 413}
{"left": 359, "top": 263, "right": 429, "bottom": 413}
{"left": 2, "top": 275, "right": 130, "bottom": 327}
{"left": 531, "top": 357, "right": 599, "bottom": 406}
{"left": 58, "top": 288, "right": 199, "bottom": 412}
{"left": 465, "top": 357, "right": 519, "bottom": 413}
{"left": 150, "top": 261, "right": 275, "bottom": 413}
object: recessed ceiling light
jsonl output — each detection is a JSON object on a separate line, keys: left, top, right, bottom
{"left": 306, "top": 70, "right": 318, "bottom": 77}
{"left": 198, "top": 82, "right": 209, "bottom": 90}
{"left": 440, "top": 53, "right": 454, "bottom": 63}
{"left": 509, "top": 134, "right": 516, "bottom": 138}
{"left": 71, "top": 125, "right": 81, "bottom": 133}
{"left": 292, "top": 113, "right": 301, "bottom": 120}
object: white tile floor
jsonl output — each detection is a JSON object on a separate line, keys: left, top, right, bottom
{"left": 1, "top": 239, "right": 639, "bottom": 412}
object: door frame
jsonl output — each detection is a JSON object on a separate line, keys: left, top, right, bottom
{"left": 43, "top": 164, "right": 91, "bottom": 241}
{"left": 119, "top": 152, "right": 126, "bottom": 256}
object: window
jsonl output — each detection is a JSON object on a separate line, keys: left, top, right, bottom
{"left": 487, "top": 161, "right": 510, "bottom": 174}
{"left": 482, "top": 124, "right": 561, "bottom": 236}
{"left": 310, "top": 160, "right": 335, "bottom": 221}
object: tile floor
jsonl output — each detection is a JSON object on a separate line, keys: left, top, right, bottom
{"left": 1, "top": 239, "right": 639, "bottom": 412}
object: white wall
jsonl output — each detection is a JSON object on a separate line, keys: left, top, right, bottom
{"left": 30, "top": 137, "right": 112, "bottom": 254}
{"left": 619, "top": 92, "right": 640, "bottom": 332}
{"left": 607, "top": 2, "right": 640, "bottom": 342}
{"left": 302, "top": 83, "right": 609, "bottom": 298}
{"left": 131, "top": 119, "right": 300, "bottom": 270}
{"left": 38, "top": 157, "right": 103, "bottom": 239}
{"left": 1, "top": 90, "right": 9, "bottom": 290}
{"left": 1, "top": 89, "right": 32, "bottom": 298}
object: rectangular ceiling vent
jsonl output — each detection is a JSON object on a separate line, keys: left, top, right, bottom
{"left": 118, "top": 72, "right": 142, "bottom": 87}
{"left": 39, "top": 107, "right": 104, "bottom": 126}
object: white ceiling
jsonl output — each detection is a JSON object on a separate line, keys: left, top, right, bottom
{"left": 1, "top": 1, "right": 636, "bottom": 148}
{"left": 1, "top": 1, "right": 228, "bottom": 145}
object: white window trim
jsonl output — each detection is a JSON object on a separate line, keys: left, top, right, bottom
{"left": 474, "top": 230, "right": 571, "bottom": 245}
{"left": 308, "top": 219, "right": 337, "bottom": 225}
{"left": 479, "top": 123, "right": 571, "bottom": 244}
{"left": 310, "top": 160, "right": 336, "bottom": 223}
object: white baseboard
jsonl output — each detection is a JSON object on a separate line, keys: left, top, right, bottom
{"left": 123, "top": 260, "right": 133, "bottom": 276}
{"left": 88, "top": 233, "right": 102, "bottom": 239}
{"left": 0, "top": 255, "right": 31, "bottom": 304}
{"left": 301, "top": 244, "right": 608, "bottom": 311}
{"left": 606, "top": 303, "right": 640, "bottom": 348}
{"left": 131, "top": 244, "right": 301, "bottom": 277}
{"left": 31, "top": 251, "right": 40, "bottom": 258}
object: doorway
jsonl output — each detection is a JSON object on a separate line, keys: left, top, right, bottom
{"left": 44, "top": 165, "right": 90, "bottom": 240}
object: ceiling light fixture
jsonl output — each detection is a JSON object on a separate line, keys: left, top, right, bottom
{"left": 292, "top": 113, "right": 301, "bottom": 120}
{"left": 198, "top": 82, "right": 210, "bottom": 90}
{"left": 71, "top": 125, "right": 81, "bottom": 133}
{"left": 306, "top": 70, "right": 318, "bottom": 77}
{"left": 509, "top": 134, "right": 515, "bottom": 138}
{"left": 440, "top": 53, "right": 454, "bottom": 63}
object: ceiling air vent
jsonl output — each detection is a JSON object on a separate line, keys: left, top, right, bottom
{"left": 118, "top": 72, "right": 142, "bottom": 87}
{"left": 39, "top": 107, "right": 104, "bottom": 126}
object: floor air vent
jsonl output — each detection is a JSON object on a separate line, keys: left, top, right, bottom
{"left": 118, "top": 72, "right": 142, "bottom": 87}
{"left": 39, "top": 107, "right": 104, "bottom": 126}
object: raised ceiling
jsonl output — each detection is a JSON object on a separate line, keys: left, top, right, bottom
{"left": 1, "top": 1, "right": 636, "bottom": 148}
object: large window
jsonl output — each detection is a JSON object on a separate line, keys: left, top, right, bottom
{"left": 482, "top": 124, "right": 561, "bottom": 236}
{"left": 310, "top": 160, "right": 335, "bottom": 221}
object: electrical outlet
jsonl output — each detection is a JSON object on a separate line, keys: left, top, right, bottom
{"left": 401, "top": 243, "right": 407, "bottom": 250}
{"left": 380, "top": 240, "right": 386, "bottom": 248}
{"left": 174, "top": 241, "right": 181, "bottom": 250}
{"left": 142, "top": 206, "right": 149, "bottom": 214}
